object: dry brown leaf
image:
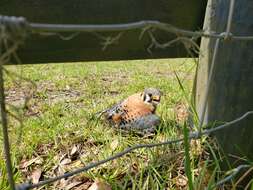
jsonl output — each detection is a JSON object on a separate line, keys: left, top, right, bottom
{"left": 62, "top": 160, "right": 83, "bottom": 173}
{"left": 66, "top": 85, "right": 70, "bottom": 90}
{"left": 190, "top": 139, "right": 203, "bottom": 156}
{"left": 174, "top": 102, "right": 189, "bottom": 123}
{"left": 110, "top": 139, "right": 119, "bottom": 151}
{"left": 57, "top": 165, "right": 66, "bottom": 176}
{"left": 57, "top": 158, "right": 71, "bottom": 176}
{"left": 60, "top": 158, "right": 72, "bottom": 165}
{"left": 56, "top": 175, "right": 90, "bottom": 190}
{"left": 58, "top": 178, "right": 68, "bottom": 189}
{"left": 67, "top": 160, "right": 83, "bottom": 170}
{"left": 31, "top": 168, "right": 42, "bottom": 184}
{"left": 20, "top": 157, "right": 43, "bottom": 169}
{"left": 70, "top": 145, "right": 78, "bottom": 156}
{"left": 52, "top": 154, "right": 65, "bottom": 171}
{"left": 65, "top": 181, "right": 83, "bottom": 190}
{"left": 56, "top": 154, "right": 67, "bottom": 163}
{"left": 88, "top": 179, "right": 112, "bottom": 190}
{"left": 73, "top": 181, "right": 93, "bottom": 190}
{"left": 174, "top": 174, "right": 188, "bottom": 187}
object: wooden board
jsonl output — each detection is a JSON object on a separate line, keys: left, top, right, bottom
{"left": 0, "top": 0, "right": 207, "bottom": 63}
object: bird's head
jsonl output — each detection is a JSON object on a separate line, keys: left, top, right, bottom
{"left": 141, "top": 88, "right": 162, "bottom": 108}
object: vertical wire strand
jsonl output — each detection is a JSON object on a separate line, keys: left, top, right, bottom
{"left": 198, "top": 39, "right": 220, "bottom": 131}
{"left": 226, "top": 0, "right": 235, "bottom": 36}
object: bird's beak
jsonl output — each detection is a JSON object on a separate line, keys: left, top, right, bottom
{"left": 152, "top": 96, "right": 160, "bottom": 102}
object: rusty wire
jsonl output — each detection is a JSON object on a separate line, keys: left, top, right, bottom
{"left": 1, "top": 0, "right": 253, "bottom": 189}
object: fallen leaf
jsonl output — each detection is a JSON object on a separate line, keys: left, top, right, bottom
{"left": 58, "top": 178, "right": 68, "bottom": 189}
{"left": 88, "top": 179, "right": 112, "bottom": 190}
{"left": 174, "top": 174, "right": 188, "bottom": 187}
{"left": 174, "top": 102, "right": 189, "bottom": 123}
{"left": 73, "top": 181, "right": 92, "bottom": 190}
{"left": 60, "top": 160, "right": 83, "bottom": 173}
{"left": 130, "top": 162, "right": 139, "bottom": 174}
{"left": 190, "top": 139, "right": 203, "bottom": 156}
{"left": 110, "top": 139, "right": 119, "bottom": 151}
{"left": 56, "top": 175, "right": 90, "bottom": 190}
{"left": 60, "top": 158, "right": 72, "bottom": 166}
{"left": 70, "top": 145, "right": 80, "bottom": 160}
{"left": 56, "top": 154, "right": 66, "bottom": 163}
{"left": 31, "top": 168, "right": 42, "bottom": 184}
{"left": 57, "top": 165, "right": 66, "bottom": 176}
{"left": 66, "top": 85, "right": 70, "bottom": 90}
{"left": 67, "top": 160, "right": 83, "bottom": 170}
{"left": 64, "top": 181, "right": 83, "bottom": 190}
{"left": 20, "top": 157, "right": 43, "bottom": 169}
{"left": 70, "top": 145, "right": 78, "bottom": 156}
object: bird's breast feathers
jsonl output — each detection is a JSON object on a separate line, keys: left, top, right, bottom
{"left": 104, "top": 92, "right": 158, "bottom": 128}
{"left": 122, "top": 93, "right": 155, "bottom": 114}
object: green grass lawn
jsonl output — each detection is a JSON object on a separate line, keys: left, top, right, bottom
{"left": 0, "top": 58, "right": 222, "bottom": 189}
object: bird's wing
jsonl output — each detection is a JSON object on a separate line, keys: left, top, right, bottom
{"left": 119, "top": 114, "right": 160, "bottom": 135}
{"left": 95, "top": 100, "right": 124, "bottom": 118}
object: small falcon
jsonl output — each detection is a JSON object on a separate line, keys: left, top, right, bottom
{"left": 99, "top": 88, "right": 162, "bottom": 132}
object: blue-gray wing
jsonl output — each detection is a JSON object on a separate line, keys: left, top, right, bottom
{"left": 97, "top": 100, "right": 125, "bottom": 122}
{"left": 120, "top": 114, "right": 160, "bottom": 133}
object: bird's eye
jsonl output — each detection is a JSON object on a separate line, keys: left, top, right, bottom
{"left": 148, "top": 93, "right": 152, "bottom": 97}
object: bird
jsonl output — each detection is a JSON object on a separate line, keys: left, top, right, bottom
{"left": 98, "top": 88, "right": 162, "bottom": 133}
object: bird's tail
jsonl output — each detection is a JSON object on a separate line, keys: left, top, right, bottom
{"left": 95, "top": 108, "right": 109, "bottom": 118}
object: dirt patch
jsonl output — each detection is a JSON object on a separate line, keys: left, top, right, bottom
{"left": 5, "top": 81, "right": 83, "bottom": 117}
{"left": 101, "top": 72, "right": 130, "bottom": 85}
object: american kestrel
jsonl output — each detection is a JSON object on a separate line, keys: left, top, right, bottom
{"left": 99, "top": 88, "right": 162, "bottom": 133}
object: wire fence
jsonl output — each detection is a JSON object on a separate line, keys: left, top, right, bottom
{"left": 1, "top": 0, "right": 253, "bottom": 189}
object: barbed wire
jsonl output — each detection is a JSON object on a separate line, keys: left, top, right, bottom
{"left": 146, "top": 30, "right": 200, "bottom": 55}
{"left": 1, "top": 0, "right": 253, "bottom": 188}
{"left": 29, "top": 20, "right": 253, "bottom": 41}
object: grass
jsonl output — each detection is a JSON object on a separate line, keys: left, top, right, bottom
{"left": 0, "top": 58, "right": 251, "bottom": 189}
